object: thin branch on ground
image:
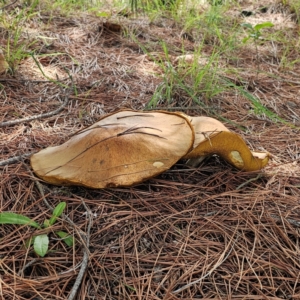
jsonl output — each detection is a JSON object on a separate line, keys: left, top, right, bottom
{"left": 68, "top": 200, "right": 92, "bottom": 300}
{"left": 0, "top": 78, "right": 54, "bottom": 83}
{"left": 18, "top": 258, "right": 40, "bottom": 277}
{"left": 0, "top": 152, "right": 35, "bottom": 166}
{"left": 0, "top": 93, "right": 70, "bottom": 127}
{"left": 271, "top": 214, "right": 300, "bottom": 228}
{"left": 144, "top": 106, "right": 209, "bottom": 111}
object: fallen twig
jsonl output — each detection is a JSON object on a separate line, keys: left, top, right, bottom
{"left": 236, "top": 173, "right": 263, "bottom": 190}
{"left": 0, "top": 152, "right": 35, "bottom": 166}
{"left": 271, "top": 214, "right": 300, "bottom": 228}
{"left": 18, "top": 258, "right": 39, "bottom": 277}
{"left": 144, "top": 106, "right": 208, "bottom": 111}
{"left": 0, "top": 94, "right": 69, "bottom": 127}
{"left": 68, "top": 200, "right": 91, "bottom": 300}
{"left": 0, "top": 78, "right": 54, "bottom": 83}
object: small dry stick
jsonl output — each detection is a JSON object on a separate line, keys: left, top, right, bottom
{"left": 0, "top": 152, "right": 35, "bottom": 166}
{"left": 271, "top": 214, "right": 300, "bottom": 228}
{"left": 144, "top": 106, "right": 208, "bottom": 111}
{"left": 0, "top": 94, "right": 70, "bottom": 127}
{"left": 18, "top": 258, "right": 39, "bottom": 277}
{"left": 236, "top": 174, "right": 263, "bottom": 190}
{"left": 68, "top": 200, "right": 92, "bottom": 300}
{"left": 0, "top": 78, "right": 51, "bottom": 83}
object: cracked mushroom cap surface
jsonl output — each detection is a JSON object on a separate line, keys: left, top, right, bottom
{"left": 31, "top": 110, "right": 194, "bottom": 188}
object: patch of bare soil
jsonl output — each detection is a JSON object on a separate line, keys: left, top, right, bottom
{"left": 0, "top": 0, "right": 299, "bottom": 299}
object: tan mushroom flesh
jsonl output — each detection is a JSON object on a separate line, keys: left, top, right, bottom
{"left": 184, "top": 116, "right": 270, "bottom": 171}
{"left": 31, "top": 110, "right": 194, "bottom": 188}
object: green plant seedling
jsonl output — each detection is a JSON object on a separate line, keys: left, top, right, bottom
{"left": 241, "top": 22, "right": 274, "bottom": 43}
{"left": 241, "top": 22, "right": 274, "bottom": 73}
{"left": 0, "top": 202, "right": 74, "bottom": 257}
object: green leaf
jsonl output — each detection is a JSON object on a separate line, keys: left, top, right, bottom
{"left": 123, "top": 283, "right": 136, "bottom": 291}
{"left": 56, "top": 231, "right": 74, "bottom": 247}
{"left": 0, "top": 212, "right": 40, "bottom": 229}
{"left": 49, "top": 202, "right": 66, "bottom": 226}
{"left": 242, "top": 37, "right": 250, "bottom": 43}
{"left": 241, "top": 23, "right": 253, "bottom": 29}
{"left": 96, "top": 11, "right": 110, "bottom": 17}
{"left": 33, "top": 234, "right": 49, "bottom": 257}
{"left": 250, "top": 32, "right": 260, "bottom": 39}
{"left": 254, "top": 22, "right": 274, "bottom": 31}
{"left": 43, "top": 219, "right": 50, "bottom": 228}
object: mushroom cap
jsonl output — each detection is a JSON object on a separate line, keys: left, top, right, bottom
{"left": 189, "top": 116, "right": 230, "bottom": 148}
{"left": 31, "top": 110, "right": 194, "bottom": 188}
{"left": 183, "top": 117, "right": 270, "bottom": 171}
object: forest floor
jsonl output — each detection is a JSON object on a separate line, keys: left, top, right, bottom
{"left": 0, "top": 0, "right": 300, "bottom": 299}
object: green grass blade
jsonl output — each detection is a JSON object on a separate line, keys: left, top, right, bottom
{"left": 56, "top": 231, "right": 74, "bottom": 247}
{"left": 49, "top": 202, "right": 66, "bottom": 226}
{"left": 227, "top": 82, "right": 292, "bottom": 126}
{"left": 254, "top": 22, "right": 274, "bottom": 31}
{"left": 0, "top": 212, "right": 40, "bottom": 229}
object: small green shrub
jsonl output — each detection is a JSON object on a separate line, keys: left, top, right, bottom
{"left": 241, "top": 22, "right": 274, "bottom": 72}
{"left": 0, "top": 202, "right": 74, "bottom": 257}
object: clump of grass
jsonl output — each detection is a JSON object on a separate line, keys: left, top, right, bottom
{"left": 145, "top": 43, "right": 229, "bottom": 118}
{"left": 44, "top": 0, "right": 105, "bottom": 13}
{"left": 131, "top": 0, "right": 293, "bottom": 127}
{"left": 281, "top": 0, "right": 300, "bottom": 22}
{"left": 0, "top": 0, "right": 40, "bottom": 72}
{"left": 130, "top": 0, "right": 181, "bottom": 13}
{"left": 133, "top": 2, "right": 237, "bottom": 113}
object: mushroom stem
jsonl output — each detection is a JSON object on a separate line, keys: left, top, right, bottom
{"left": 183, "top": 131, "right": 270, "bottom": 171}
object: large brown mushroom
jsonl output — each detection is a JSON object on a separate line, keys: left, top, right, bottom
{"left": 31, "top": 110, "right": 194, "bottom": 188}
{"left": 31, "top": 110, "right": 270, "bottom": 189}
